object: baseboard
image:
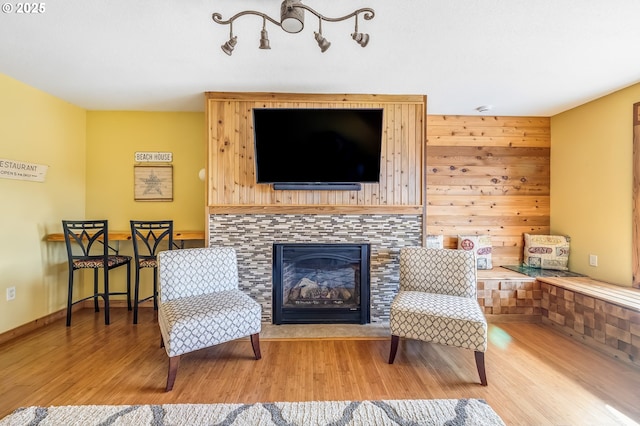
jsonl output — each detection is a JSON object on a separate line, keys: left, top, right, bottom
{"left": 0, "top": 307, "right": 71, "bottom": 346}
{"left": 0, "top": 301, "right": 152, "bottom": 346}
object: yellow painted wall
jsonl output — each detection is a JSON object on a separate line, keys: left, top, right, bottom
{"left": 551, "top": 82, "right": 640, "bottom": 286}
{"left": 85, "top": 111, "right": 206, "bottom": 229}
{"left": 84, "top": 111, "right": 206, "bottom": 297}
{"left": 0, "top": 73, "right": 86, "bottom": 334}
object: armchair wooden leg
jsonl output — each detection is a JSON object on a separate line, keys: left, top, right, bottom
{"left": 250, "top": 333, "right": 262, "bottom": 360}
{"left": 475, "top": 351, "right": 487, "bottom": 386}
{"left": 389, "top": 334, "right": 400, "bottom": 364}
{"left": 166, "top": 355, "right": 180, "bottom": 392}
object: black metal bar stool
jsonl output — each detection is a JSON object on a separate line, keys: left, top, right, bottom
{"left": 130, "top": 220, "right": 174, "bottom": 324}
{"left": 62, "top": 220, "right": 132, "bottom": 326}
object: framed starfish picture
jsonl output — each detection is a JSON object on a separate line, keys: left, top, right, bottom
{"left": 134, "top": 165, "right": 173, "bottom": 201}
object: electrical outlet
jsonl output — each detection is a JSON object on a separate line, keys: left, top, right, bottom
{"left": 6, "top": 286, "right": 16, "bottom": 301}
{"left": 589, "top": 254, "right": 598, "bottom": 267}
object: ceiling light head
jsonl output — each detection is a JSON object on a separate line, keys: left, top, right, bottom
{"left": 280, "top": 0, "right": 304, "bottom": 33}
{"left": 352, "top": 32, "right": 369, "bottom": 47}
{"left": 259, "top": 29, "right": 271, "bottom": 49}
{"left": 221, "top": 35, "right": 237, "bottom": 56}
{"left": 476, "top": 105, "right": 493, "bottom": 113}
{"left": 314, "top": 31, "right": 331, "bottom": 52}
{"left": 259, "top": 18, "right": 271, "bottom": 50}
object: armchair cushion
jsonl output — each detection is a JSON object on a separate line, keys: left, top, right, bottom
{"left": 390, "top": 290, "right": 487, "bottom": 352}
{"left": 159, "top": 289, "right": 261, "bottom": 358}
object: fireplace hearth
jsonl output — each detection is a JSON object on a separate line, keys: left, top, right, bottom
{"left": 272, "top": 243, "right": 370, "bottom": 324}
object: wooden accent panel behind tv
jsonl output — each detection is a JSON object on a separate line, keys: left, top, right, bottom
{"left": 205, "top": 92, "right": 426, "bottom": 212}
{"left": 426, "top": 115, "right": 551, "bottom": 266}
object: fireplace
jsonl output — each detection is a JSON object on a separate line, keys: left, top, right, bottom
{"left": 272, "top": 243, "right": 370, "bottom": 324}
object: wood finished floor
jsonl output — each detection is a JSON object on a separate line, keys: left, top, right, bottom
{"left": 1, "top": 308, "right": 639, "bottom": 425}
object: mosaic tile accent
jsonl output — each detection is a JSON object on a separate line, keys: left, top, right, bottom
{"left": 208, "top": 214, "right": 423, "bottom": 323}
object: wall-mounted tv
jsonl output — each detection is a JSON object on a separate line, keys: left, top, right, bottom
{"left": 253, "top": 108, "right": 384, "bottom": 191}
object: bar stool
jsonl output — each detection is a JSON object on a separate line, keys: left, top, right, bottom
{"left": 130, "top": 220, "right": 174, "bottom": 324}
{"left": 62, "top": 220, "right": 132, "bottom": 326}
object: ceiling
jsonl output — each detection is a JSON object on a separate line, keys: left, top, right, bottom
{"left": 2, "top": 0, "right": 640, "bottom": 116}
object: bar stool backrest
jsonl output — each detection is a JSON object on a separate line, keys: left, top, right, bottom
{"left": 130, "top": 220, "right": 174, "bottom": 263}
{"left": 63, "top": 219, "right": 111, "bottom": 263}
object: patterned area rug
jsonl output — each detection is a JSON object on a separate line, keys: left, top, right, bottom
{"left": 1, "top": 399, "right": 505, "bottom": 425}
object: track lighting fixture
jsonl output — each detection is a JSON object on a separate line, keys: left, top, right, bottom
{"left": 212, "top": 0, "right": 374, "bottom": 56}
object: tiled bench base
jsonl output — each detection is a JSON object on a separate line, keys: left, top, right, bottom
{"left": 476, "top": 269, "right": 541, "bottom": 321}
{"left": 539, "top": 276, "right": 640, "bottom": 369}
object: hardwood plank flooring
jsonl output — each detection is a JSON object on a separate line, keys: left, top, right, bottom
{"left": 1, "top": 308, "right": 639, "bottom": 425}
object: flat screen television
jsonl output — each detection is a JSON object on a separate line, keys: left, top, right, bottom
{"left": 253, "top": 108, "right": 384, "bottom": 190}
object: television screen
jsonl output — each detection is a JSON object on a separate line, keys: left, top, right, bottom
{"left": 253, "top": 108, "right": 383, "bottom": 186}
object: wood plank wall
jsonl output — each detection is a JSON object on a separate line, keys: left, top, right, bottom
{"left": 426, "top": 115, "right": 551, "bottom": 266}
{"left": 205, "top": 92, "right": 425, "bottom": 211}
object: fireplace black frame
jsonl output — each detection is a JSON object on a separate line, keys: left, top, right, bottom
{"left": 272, "top": 243, "right": 371, "bottom": 325}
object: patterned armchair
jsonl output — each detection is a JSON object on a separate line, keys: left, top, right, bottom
{"left": 157, "top": 247, "right": 262, "bottom": 391}
{"left": 388, "top": 247, "right": 488, "bottom": 386}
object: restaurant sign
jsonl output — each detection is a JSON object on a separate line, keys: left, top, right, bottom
{"left": 134, "top": 152, "right": 173, "bottom": 163}
{"left": 0, "top": 159, "right": 48, "bottom": 182}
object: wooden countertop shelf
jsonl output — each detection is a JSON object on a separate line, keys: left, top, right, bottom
{"left": 45, "top": 230, "right": 205, "bottom": 242}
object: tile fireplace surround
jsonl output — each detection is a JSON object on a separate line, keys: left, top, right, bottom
{"left": 208, "top": 214, "right": 422, "bottom": 323}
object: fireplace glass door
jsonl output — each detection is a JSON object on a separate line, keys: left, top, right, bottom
{"left": 272, "top": 243, "right": 370, "bottom": 324}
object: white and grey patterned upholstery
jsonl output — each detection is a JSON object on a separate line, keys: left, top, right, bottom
{"left": 157, "top": 247, "right": 262, "bottom": 391}
{"left": 389, "top": 247, "right": 488, "bottom": 385}
{"left": 399, "top": 247, "right": 477, "bottom": 297}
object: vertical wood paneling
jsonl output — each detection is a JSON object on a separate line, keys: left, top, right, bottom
{"left": 426, "top": 115, "right": 551, "bottom": 266}
{"left": 206, "top": 93, "right": 425, "bottom": 208}
{"left": 232, "top": 101, "right": 241, "bottom": 204}
{"left": 223, "top": 101, "right": 236, "bottom": 204}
